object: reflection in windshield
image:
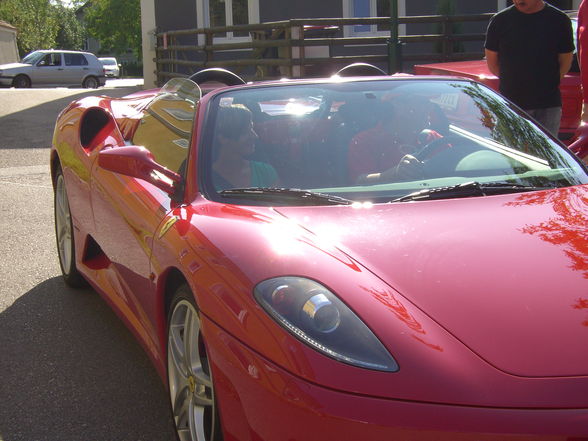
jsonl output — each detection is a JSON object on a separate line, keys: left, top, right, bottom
{"left": 21, "top": 51, "right": 45, "bottom": 65}
{"left": 452, "top": 82, "right": 563, "bottom": 165}
{"left": 203, "top": 80, "right": 588, "bottom": 205}
{"left": 100, "top": 58, "right": 117, "bottom": 66}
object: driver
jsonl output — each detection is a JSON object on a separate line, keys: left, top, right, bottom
{"left": 348, "top": 94, "right": 443, "bottom": 184}
{"left": 212, "top": 104, "right": 279, "bottom": 190}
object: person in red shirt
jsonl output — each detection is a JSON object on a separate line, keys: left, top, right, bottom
{"left": 347, "top": 95, "right": 443, "bottom": 184}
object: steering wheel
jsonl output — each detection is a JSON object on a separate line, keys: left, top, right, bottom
{"left": 394, "top": 135, "right": 460, "bottom": 180}
{"left": 413, "top": 135, "right": 457, "bottom": 162}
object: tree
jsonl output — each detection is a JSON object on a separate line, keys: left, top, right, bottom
{"left": 84, "top": 0, "right": 141, "bottom": 59}
{"left": 54, "top": 3, "right": 85, "bottom": 50}
{"left": 0, "top": 0, "right": 86, "bottom": 56}
{"left": 0, "top": 0, "right": 59, "bottom": 55}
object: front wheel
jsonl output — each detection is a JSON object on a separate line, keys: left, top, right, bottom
{"left": 167, "top": 285, "right": 223, "bottom": 441}
{"left": 82, "top": 76, "right": 99, "bottom": 88}
{"left": 54, "top": 165, "right": 85, "bottom": 287}
{"left": 12, "top": 74, "right": 31, "bottom": 88}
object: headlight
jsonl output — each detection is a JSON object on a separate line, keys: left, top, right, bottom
{"left": 254, "top": 277, "right": 398, "bottom": 372}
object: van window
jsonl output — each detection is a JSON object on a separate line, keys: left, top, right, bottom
{"left": 64, "top": 53, "right": 89, "bottom": 66}
{"left": 40, "top": 53, "right": 61, "bottom": 67}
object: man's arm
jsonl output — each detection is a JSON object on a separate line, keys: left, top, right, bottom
{"left": 558, "top": 52, "right": 574, "bottom": 79}
{"left": 485, "top": 49, "right": 500, "bottom": 77}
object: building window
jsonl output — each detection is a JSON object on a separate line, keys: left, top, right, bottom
{"left": 343, "top": 0, "right": 406, "bottom": 36}
{"left": 197, "top": 0, "right": 259, "bottom": 40}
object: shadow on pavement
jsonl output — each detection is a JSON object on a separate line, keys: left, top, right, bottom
{"left": 0, "top": 277, "right": 175, "bottom": 441}
{"left": 0, "top": 86, "right": 143, "bottom": 151}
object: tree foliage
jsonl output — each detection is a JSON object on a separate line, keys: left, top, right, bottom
{"left": 54, "top": 4, "right": 85, "bottom": 51}
{"left": 0, "top": 0, "right": 84, "bottom": 56}
{"left": 84, "top": 0, "right": 141, "bottom": 59}
{"left": 0, "top": 0, "right": 57, "bottom": 55}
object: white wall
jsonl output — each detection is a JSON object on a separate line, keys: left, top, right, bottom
{"left": 140, "top": 0, "right": 157, "bottom": 89}
{"left": 0, "top": 26, "right": 19, "bottom": 64}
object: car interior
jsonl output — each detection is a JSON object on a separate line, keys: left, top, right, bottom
{"left": 201, "top": 79, "right": 583, "bottom": 203}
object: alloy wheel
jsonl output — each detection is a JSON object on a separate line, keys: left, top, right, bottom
{"left": 168, "top": 298, "right": 220, "bottom": 441}
{"left": 55, "top": 173, "right": 73, "bottom": 275}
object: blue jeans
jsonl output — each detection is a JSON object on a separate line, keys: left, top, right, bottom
{"left": 525, "top": 106, "right": 562, "bottom": 137}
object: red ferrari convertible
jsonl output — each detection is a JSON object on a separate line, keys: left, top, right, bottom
{"left": 51, "top": 66, "right": 588, "bottom": 441}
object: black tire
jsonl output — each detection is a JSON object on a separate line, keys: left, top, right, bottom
{"left": 167, "top": 285, "right": 223, "bottom": 441}
{"left": 82, "top": 76, "right": 99, "bottom": 89}
{"left": 12, "top": 74, "right": 31, "bottom": 88}
{"left": 54, "top": 165, "right": 86, "bottom": 288}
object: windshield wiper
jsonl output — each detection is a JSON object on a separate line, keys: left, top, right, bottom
{"left": 219, "top": 187, "right": 354, "bottom": 205}
{"left": 393, "top": 181, "right": 547, "bottom": 202}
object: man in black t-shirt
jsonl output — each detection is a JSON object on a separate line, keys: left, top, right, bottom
{"left": 485, "top": 0, "right": 574, "bottom": 136}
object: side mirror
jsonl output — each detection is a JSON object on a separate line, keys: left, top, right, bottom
{"left": 568, "top": 124, "right": 588, "bottom": 165}
{"left": 98, "top": 145, "right": 182, "bottom": 195}
{"left": 37, "top": 60, "right": 46, "bottom": 66}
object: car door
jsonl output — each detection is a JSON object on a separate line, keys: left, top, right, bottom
{"left": 89, "top": 80, "right": 198, "bottom": 355}
{"left": 63, "top": 52, "right": 89, "bottom": 85}
{"left": 30, "top": 52, "right": 64, "bottom": 86}
{"left": 90, "top": 161, "right": 177, "bottom": 356}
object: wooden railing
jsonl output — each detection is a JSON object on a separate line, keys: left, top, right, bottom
{"left": 154, "top": 14, "right": 494, "bottom": 84}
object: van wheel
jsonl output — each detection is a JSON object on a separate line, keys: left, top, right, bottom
{"left": 83, "top": 76, "right": 99, "bottom": 88}
{"left": 12, "top": 75, "right": 31, "bottom": 88}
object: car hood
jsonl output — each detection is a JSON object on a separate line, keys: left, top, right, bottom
{"left": 0, "top": 62, "right": 30, "bottom": 72}
{"left": 274, "top": 186, "right": 588, "bottom": 377}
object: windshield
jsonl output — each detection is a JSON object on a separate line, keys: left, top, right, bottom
{"left": 21, "top": 51, "right": 46, "bottom": 65}
{"left": 201, "top": 79, "right": 588, "bottom": 205}
{"left": 100, "top": 58, "right": 117, "bottom": 66}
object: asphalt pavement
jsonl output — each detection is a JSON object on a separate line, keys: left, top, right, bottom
{"left": 0, "top": 79, "right": 177, "bottom": 441}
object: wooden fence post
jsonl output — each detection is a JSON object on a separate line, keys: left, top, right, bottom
{"left": 442, "top": 15, "right": 453, "bottom": 60}
{"left": 205, "top": 31, "right": 213, "bottom": 67}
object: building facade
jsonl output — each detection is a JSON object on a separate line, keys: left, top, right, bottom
{"left": 141, "top": 0, "right": 582, "bottom": 87}
{"left": 0, "top": 20, "right": 19, "bottom": 64}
